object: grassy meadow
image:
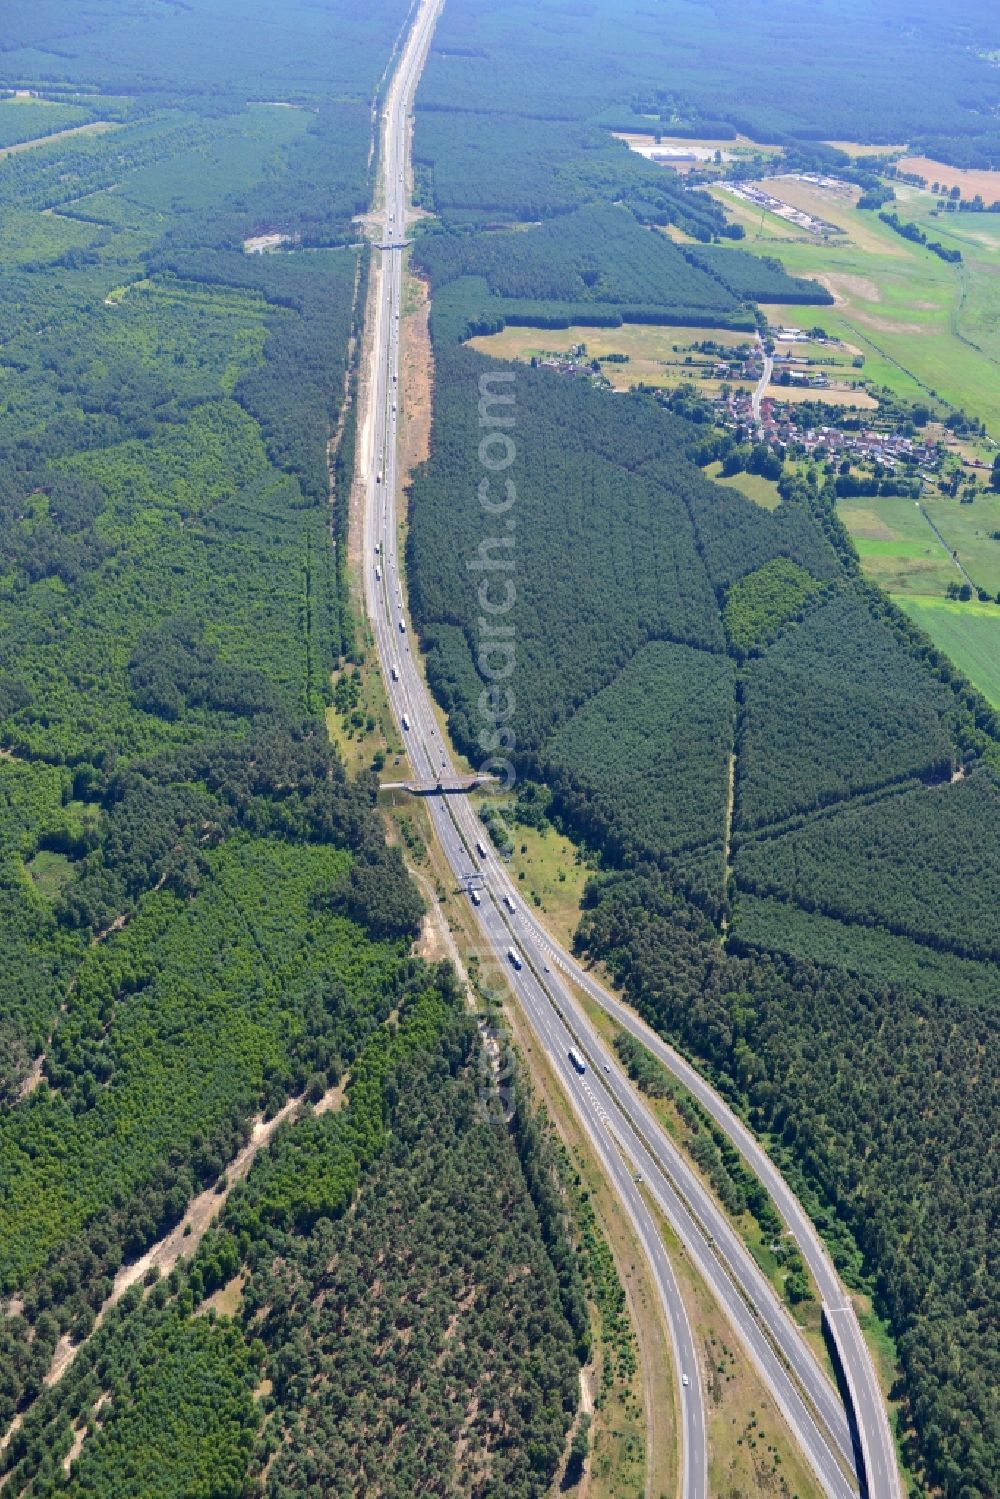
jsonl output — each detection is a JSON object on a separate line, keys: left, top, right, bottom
{"left": 467, "top": 320, "right": 753, "bottom": 390}
{"left": 703, "top": 461, "right": 783, "bottom": 510}
{"left": 836, "top": 490, "right": 1000, "bottom": 702}
{"left": 711, "top": 177, "right": 1000, "bottom": 433}
{"left": 838, "top": 496, "right": 962, "bottom": 594}
{"left": 712, "top": 169, "right": 1000, "bottom": 701}
{"left": 896, "top": 597, "right": 1000, "bottom": 707}
{"left": 923, "top": 490, "right": 1000, "bottom": 595}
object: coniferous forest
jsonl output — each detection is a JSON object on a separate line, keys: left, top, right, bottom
{"left": 409, "top": 306, "right": 999, "bottom": 1499}
{"left": 406, "top": 8, "right": 1000, "bottom": 1490}
{"left": 0, "top": 4, "right": 595, "bottom": 1495}
{"left": 1, "top": 0, "right": 998, "bottom": 1495}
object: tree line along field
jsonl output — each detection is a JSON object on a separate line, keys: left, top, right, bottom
{"left": 707, "top": 175, "right": 1000, "bottom": 436}
{"left": 407, "top": 98, "right": 1000, "bottom": 1482}
{"left": 0, "top": 4, "right": 602, "bottom": 1496}
{"left": 897, "top": 597, "right": 1000, "bottom": 709}
{"left": 837, "top": 489, "right": 1000, "bottom": 711}
{"left": 411, "top": 204, "right": 829, "bottom": 323}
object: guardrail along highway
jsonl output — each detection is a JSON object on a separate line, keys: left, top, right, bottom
{"left": 356, "top": 4, "right": 900, "bottom": 1495}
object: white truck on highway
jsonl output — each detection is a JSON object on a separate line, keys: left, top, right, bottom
{"left": 503, "top": 893, "right": 516, "bottom": 914}
{"left": 401, "top": 713, "right": 410, "bottom": 732}
{"left": 398, "top": 619, "right": 406, "bottom": 634}
{"left": 507, "top": 946, "right": 522, "bottom": 970}
{"left": 568, "top": 1048, "right": 586, "bottom": 1075}
{"left": 390, "top": 665, "right": 399, "bottom": 682}
{"left": 470, "top": 889, "right": 481, "bottom": 907}
{"left": 476, "top": 840, "right": 487, "bottom": 859}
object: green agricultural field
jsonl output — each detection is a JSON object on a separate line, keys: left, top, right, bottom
{"left": 897, "top": 596, "right": 1000, "bottom": 707}
{"left": 837, "top": 495, "right": 961, "bottom": 594}
{"left": 838, "top": 490, "right": 1000, "bottom": 709}
{"left": 711, "top": 180, "right": 1000, "bottom": 433}
{"left": 922, "top": 491, "right": 1000, "bottom": 595}
{"left": 894, "top": 184, "right": 1000, "bottom": 386}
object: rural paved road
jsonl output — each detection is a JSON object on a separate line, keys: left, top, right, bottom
{"left": 752, "top": 331, "right": 774, "bottom": 421}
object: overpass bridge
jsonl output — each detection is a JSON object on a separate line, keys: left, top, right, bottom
{"left": 378, "top": 774, "right": 497, "bottom": 796}
{"left": 823, "top": 1303, "right": 898, "bottom": 1499}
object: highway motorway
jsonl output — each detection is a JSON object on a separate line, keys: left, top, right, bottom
{"left": 517, "top": 913, "right": 901, "bottom": 1499}
{"left": 362, "top": 14, "right": 705, "bottom": 1496}
{"left": 358, "top": 4, "right": 899, "bottom": 1496}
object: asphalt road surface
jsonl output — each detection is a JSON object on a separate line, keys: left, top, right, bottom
{"left": 358, "top": 5, "right": 898, "bottom": 1495}
{"left": 752, "top": 332, "right": 774, "bottom": 421}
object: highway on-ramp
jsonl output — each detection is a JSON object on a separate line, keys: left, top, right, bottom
{"left": 357, "top": 5, "right": 899, "bottom": 1497}
{"left": 518, "top": 911, "right": 902, "bottom": 1499}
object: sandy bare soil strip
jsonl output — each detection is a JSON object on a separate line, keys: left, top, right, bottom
{"left": 1, "top": 1081, "right": 343, "bottom": 1429}
{"left": 0, "top": 1083, "right": 351, "bottom": 1476}
{"left": 0, "top": 121, "right": 117, "bottom": 159}
{"left": 400, "top": 272, "right": 433, "bottom": 479}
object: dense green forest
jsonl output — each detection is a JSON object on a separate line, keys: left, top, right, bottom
{"left": 3, "top": 0, "right": 999, "bottom": 1494}
{"left": 1, "top": 993, "right": 593, "bottom": 1498}
{"left": 0, "top": 0, "right": 411, "bottom": 104}
{"left": 575, "top": 868, "right": 997, "bottom": 1497}
{"left": 419, "top": 0, "right": 1000, "bottom": 168}
{"left": 412, "top": 110, "right": 736, "bottom": 236}
{"left": 408, "top": 185, "right": 1000, "bottom": 1485}
{"left": 408, "top": 201, "right": 830, "bottom": 342}
{"left": 0, "top": 99, "right": 95, "bottom": 147}
{"left": 682, "top": 246, "right": 831, "bottom": 306}
{"left": 0, "top": 0, "right": 402, "bottom": 1113}
{"left": 735, "top": 769, "right": 1000, "bottom": 961}
{"left": 734, "top": 593, "right": 957, "bottom": 828}
{"left": 408, "top": 348, "right": 734, "bottom": 760}
{"left": 0, "top": 6, "right": 598, "bottom": 1497}
{"left": 412, "top": 204, "right": 744, "bottom": 316}
{"left": 541, "top": 641, "right": 735, "bottom": 876}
